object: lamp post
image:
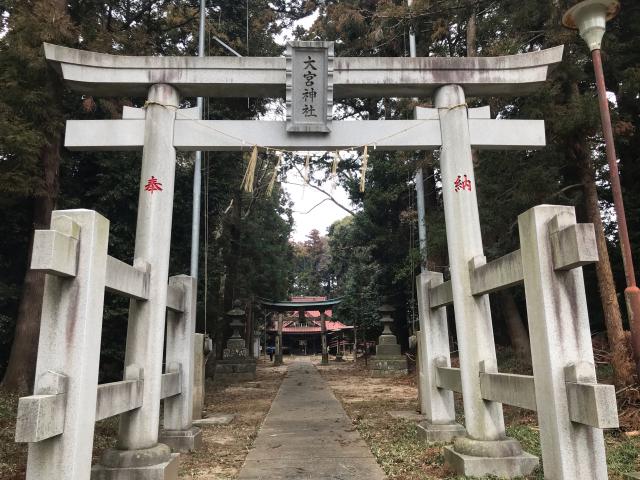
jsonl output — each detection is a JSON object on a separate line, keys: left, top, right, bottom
{"left": 563, "top": 0, "right": 640, "bottom": 377}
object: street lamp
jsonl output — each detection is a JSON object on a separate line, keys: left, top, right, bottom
{"left": 563, "top": 0, "right": 640, "bottom": 378}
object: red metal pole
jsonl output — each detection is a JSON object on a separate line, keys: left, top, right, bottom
{"left": 592, "top": 48, "right": 640, "bottom": 378}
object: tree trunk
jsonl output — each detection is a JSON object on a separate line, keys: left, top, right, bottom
{"left": 497, "top": 291, "right": 531, "bottom": 365}
{"left": 466, "top": 12, "right": 477, "bottom": 57}
{"left": 224, "top": 191, "right": 242, "bottom": 308}
{"left": 573, "top": 139, "right": 636, "bottom": 387}
{"left": 246, "top": 297, "right": 253, "bottom": 356}
{"left": 2, "top": 136, "right": 61, "bottom": 393}
{"left": 422, "top": 155, "right": 447, "bottom": 270}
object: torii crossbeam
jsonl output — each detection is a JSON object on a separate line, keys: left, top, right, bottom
{"left": 47, "top": 43, "right": 561, "bottom": 153}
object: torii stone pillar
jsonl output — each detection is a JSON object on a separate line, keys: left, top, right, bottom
{"left": 320, "top": 310, "right": 329, "bottom": 365}
{"left": 275, "top": 313, "right": 283, "bottom": 366}
{"left": 435, "top": 85, "right": 538, "bottom": 478}
{"left": 94, "top": 84, "right": 181, "bottom": 479}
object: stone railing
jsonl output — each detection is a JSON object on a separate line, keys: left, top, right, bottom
{"left": 14, "top": 209, "right": 199, "bottom": 479}
{"left": 416, "top": 204, "right": 618, "bottom": 480}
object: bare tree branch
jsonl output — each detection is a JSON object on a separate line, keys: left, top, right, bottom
{"left": 293, "top": 198, "right": 332, "bottom": 214}
{"left": 289, "top": 163, "right": 356, "bottom": 216}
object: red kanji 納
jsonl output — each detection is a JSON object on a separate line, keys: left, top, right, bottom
{"left": 454, "top": 174, "right": 472, "bottom": 192}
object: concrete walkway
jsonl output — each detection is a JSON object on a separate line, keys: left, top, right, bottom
{"left": 238, "top": 360, "right": 386, "bottom": 480}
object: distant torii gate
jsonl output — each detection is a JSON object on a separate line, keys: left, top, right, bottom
{"left": 20, "top": 42, "right": 569, "bottom": 480}
{"left": 259, "top": 297, "right": 344, "bottom": 365}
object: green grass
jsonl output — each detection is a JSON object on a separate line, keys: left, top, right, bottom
{"left": 346, "top": 396, "right": 640, "bottom": 480}
{"left": 597, "top": 362, "right": 615, "bottom": 381}
{"left": 607, "top": 434, "right": 640, "bottom": 478}
{"left": 0, "top": 392, "right": 26, "bottom": 480}
{"left": 0, "top": 390, "right": 120, "bottom": 479}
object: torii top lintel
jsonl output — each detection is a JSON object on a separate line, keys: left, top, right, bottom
{"left": 259, "top": 297, "right": 343, "bottom": 313}
{"left": 43, "top": 43, "right": 564, "bottom": 99}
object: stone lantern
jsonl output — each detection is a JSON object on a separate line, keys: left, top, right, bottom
{"left": 376, "top": 303, "right": 401, "bottom": 355}
{"left": 214, "top": 300, "right": 257, "bottom": 381}
{"left": 369, "top": 299, "right": 408, "bottom": 377}
{"left": 224, "top": 300, "right": 247, "bottom": 358}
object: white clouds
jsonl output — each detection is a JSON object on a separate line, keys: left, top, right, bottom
{"left": 274, "top": 10, "right": 319, "bottom": 46}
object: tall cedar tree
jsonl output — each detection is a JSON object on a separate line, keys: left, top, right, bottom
{"left": 0, "top": 0, "right": 301, "bottom": 391}
{"left": 0, "top": 0, "right": 75, "bottom": 392}
{"left": 307, "top": 0, "right": 637, "bottom": 385}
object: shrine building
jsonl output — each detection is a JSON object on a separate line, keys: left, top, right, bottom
{"left": 262, "top": 296, "right": 353, "bottom": 357}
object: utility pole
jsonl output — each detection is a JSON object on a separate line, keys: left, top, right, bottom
{"left": 409, "top": 0, "right": 428, "bottom": 272}
{"left": 190, "top": 0, "right": 206, "bottom": 280}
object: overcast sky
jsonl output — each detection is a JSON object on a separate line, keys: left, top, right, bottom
{"left": 284, "top": 167, "right": 353, "bottom": 242}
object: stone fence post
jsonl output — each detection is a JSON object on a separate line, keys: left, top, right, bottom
{"left": 519, "top": 205, "right": 610, "bottom": 479}
{"left": 160, "top": 275, "right": 202, "bottom": 452}
{"left": 192, "top": 333, "right": 206, "bottom": 421}
{"left": 415, "top": 271, "right": 465, "bottom": 441}
{"left": 19, "top": 210, "right": 109, "bottom": 479}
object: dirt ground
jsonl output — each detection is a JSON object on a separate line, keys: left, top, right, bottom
{"left": 178, "top": 358, "right": 286, "bottom": 479}
{"left": 0, "top": 358, "right": 286, "bottom": 480}
{"left": 319, "top": 357, "right": 453, "bottom": 479}
{"left": 2, "top": 353, "right": 639, "bottom": 479}
{"left": 318, "top": 355, "right": 640, "bottom": 480}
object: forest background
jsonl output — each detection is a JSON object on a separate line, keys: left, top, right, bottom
{"left": 1, "top": 0, "right": 639, "bottom": 393}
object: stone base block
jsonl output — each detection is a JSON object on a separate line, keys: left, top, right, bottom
{"left": 416, "top": 421, "right": 466, "bottom": 443}
{"left": 215, "top": 371, "right": 256, "bottom": 381}
{"left": 369, "top": 356, "right": 408, "bottom": 377}
{"left": 160, "top": 426, "right": 202, "bottom": 453}
{"left": 376, "top": 343, "right": 401, "bottom": 356}
{"left": 214, "top": 359, "right": 257, "bottom": 382}
{"left": 92, "top": 444, "right": 179, "bottom": 480}
{"left": 444, "top": 445, "right": 538, "bottom": 479}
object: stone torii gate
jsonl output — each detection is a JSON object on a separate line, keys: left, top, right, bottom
{"left": 31, "top": 41, "right": 563, "bottom": 480}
